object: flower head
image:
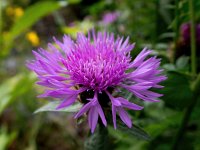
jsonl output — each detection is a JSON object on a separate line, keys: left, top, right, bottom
{"left": 181, "top": 23, "right": 200, "bottom": 44}
{"left": 27, "top": 31, "right": 166, "bottom": 133}
{"left": 102, "top": 11, "right": 119, "bottom": 25}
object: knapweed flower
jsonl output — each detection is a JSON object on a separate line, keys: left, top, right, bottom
{"left": 101, "top": 11, "right": 119, "bottom": 26}
{"left": 27, "top": 31, "right": 166, "bottom": 133}
{"left": 181, "top": 23, "right": 200, "bottom": 44}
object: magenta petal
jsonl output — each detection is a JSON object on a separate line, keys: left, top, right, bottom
{"left": 112, "top": 105, "right": 117, "bottom": 129}
{"left": 56, "top": 95, "right": 77, "bottom": 109}
{"left": 74, "top": 102, "right": 92, "bottom": 118}
{"left": 133, "top": 91, "right": 160, "bottom": 102}
{"left": 96, "top": 104, "right": 107, "bottom": 126}
{"left": 89, "top": 107, "right": 99, "bottom": 133}
{"left": 38, "top": 60, "right": 55, "bottom": 75}
{"left": 141, "top": 91, "right": 163, "bottom": 98}
{"left": 117, "top": 97, "right": 143, "bottom": 110}
{"left": 129, "top": 48, "right": 152, "bottom": 68}
{"left": 118, "top": 107, "right": 132, "bottom": 128}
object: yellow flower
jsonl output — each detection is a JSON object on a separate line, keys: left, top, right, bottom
{"left": 6, "top": 6, "right": 24, "bottom": 19}
{"left": 26, "top": 31, "right": 40, "bottom": 47}
{"left": 14, "top": 7, "right": 24, "bottom": 18}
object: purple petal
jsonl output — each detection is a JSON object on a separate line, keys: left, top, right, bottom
{"left": 89, "top": 107, "right": 99, "bottom": 133}
{"left": 96, "top": 104, "right": 107, "bottom": 126}
{"left": 117, "top": 97, "right": 143, "bottom": 110}
{"left": 118, "top": 107, "right": 132, "bottom": 128}
{"left": 129, "top": 48, "right": 152, "bottom": 68}
{"left": 112, "top": 104, "right": 117, "bottom": 129}
{"left": 56, "top": 94, "right": 77, "bottom": 109}
{"left": 133, "top": 91, "right": 160, "bottom": 102}
{"left": 74, "top": 102, "right": 92, "bottom": 118}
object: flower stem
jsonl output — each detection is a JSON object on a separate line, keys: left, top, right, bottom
{"left": 173, "top": 0, "right": 179, "bottom": 63}
{"left": 84, "top": 124, "right": 108, "bottom": 150}
{"left": 172, "top": 0, "right": 197, "bottom": 149}
{"left": 172, "top": 74, "right": 200, "bottom": 149}
{"left": 172, "top": 95, "right": 198, "bottom": 150}
{"left": 175, "top": 0, "right": 179, "bottom": 42}
{"left": 189, "top": 0, "right": 197, "bottom": 75}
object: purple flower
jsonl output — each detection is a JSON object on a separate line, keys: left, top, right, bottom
{"left": 102, "top": 11, "right": 119, "bottom": 25}
{"left": 27, "top": 31, "right": 166, "bottom": 133}
{"left": 181, "top": 23, "right": 200, "bottom": 44}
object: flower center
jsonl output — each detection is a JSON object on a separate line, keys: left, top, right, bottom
{"left": 66, "top": 50, "right": 130, "bottom": 91}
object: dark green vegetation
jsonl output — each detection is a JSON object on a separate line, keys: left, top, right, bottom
{"left": 0, "top": 0, "right": 200, "bottom": 149}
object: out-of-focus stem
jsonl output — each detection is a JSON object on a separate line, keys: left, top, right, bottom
{"left": 175, "top": 0, "right": 179, "bottom": 42}
{"left": 173, "top": 0, "right": 179, "bottom": 63}
{"left": 0, "top": 1, "right": 3, "bottom": 49}
{"left": 84, "top": 124, "right": 108, "bottom": 150}
{"left": 172, "top": 0, "right": 198, "bottom": 149}
{"left": 189, "top": 0, "right": 197, "bottom": 75}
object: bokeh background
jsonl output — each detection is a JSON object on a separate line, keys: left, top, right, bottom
{"left": 0, "top": 0, "right": 200, "bottom": 150}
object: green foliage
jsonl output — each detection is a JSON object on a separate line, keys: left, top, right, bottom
{"left": 160, "top": 71, "right": 193, "bottom": 109}
{"left": 84, "top": 126, "right": 109, "bottom": 150}
{"left": 0, "top": 127, "right": 17, "bottom": 150}
{"left": 163, "top": 56, "right": 190, "bottom": 72}
{"left": 0, "top": 73, "right": 36, "bottom": 114}
{"left": 114, "top": 118, "right": 150, "bottom": 141}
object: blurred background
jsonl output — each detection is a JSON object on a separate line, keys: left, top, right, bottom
{"left": 0, "top": 0, "right": 200, "bottom": 149}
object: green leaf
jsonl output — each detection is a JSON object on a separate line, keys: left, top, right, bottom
{"left": 107, "top": 113, "right": 150, "bottom": 141}
{"left": 159, "top": 71, "right": 193, "bottom": 109}
{"left": 175, "top": 56, "right": 189, "bottom": 70}
{"left": 0, "top": 127, "right": 17, "bottom": 150}
{"left": 145, "top": 112, "right": 182, "bottom": 138}
{"left": 0, "top": 73, "right": 36, "bottom": 114}
{"left": 34, "top": 101, "right": 82, "bottom": 114}
{"left": 163, "top": 64, "right": 176, "bottom": 71}
{"left": 116, "top": 119, "right": 151, "bottom": 141}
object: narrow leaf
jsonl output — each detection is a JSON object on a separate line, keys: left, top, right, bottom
{"left": 34, "top": 101, "right": 82, "bottom": 114}
{"left": 116, "top": 118, "right": 151, "bottom": 141}
{"left": 10, "top": 1, "right": 65, "bottom": 38}
{"left": 107, "top": 114, "right": 150, "bottom": 141}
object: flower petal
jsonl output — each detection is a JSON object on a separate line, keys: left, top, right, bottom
{"left": 118, "top": 107, "right": 132, "bottom": 128}
{"left": 56, "top": 94, "right": 77, "bottom": 109}
{"left": 88, "top": 107, "right": 99, "bottom": 133}
{"left": 112, "top": 104, "right": 117, "bottom": 129}
{"left": 96, "top": 104, "right": 107, "bottom": 126}
{"left": 74, "top": 101, "right": 92, "bottom": 118}
{"left": 117, "top": 97, "right": 143, "bottom": 110}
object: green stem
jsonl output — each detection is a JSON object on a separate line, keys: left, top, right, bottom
{"left": 175, "top": 0, "right": 179, "bottom": 42}
{"left": 172, "top": 95, "right": 198, "bottom": 150}
{"left": 0, "top": 0, "right": 3, "bottom": 49}
{"left": 173, "top": 0, "right": 179, "bottom": 63}
{"left": 172, "top": 74, "right": 200, "bottom": 149}
{"left": 189, "top": 0, "right": 197, "bottom": 75}
{"left": 84, "top": 124, "right": 108, "bottom": 150}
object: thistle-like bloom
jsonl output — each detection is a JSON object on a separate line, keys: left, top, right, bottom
{"left": 181, "top": 23, "right": 200, "bottom": 44}
{"left": 102, "top": 11, "right": 119, "bottom": 25}
{"left": 27, "top": 31, "right": 166, "bottom": 133}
